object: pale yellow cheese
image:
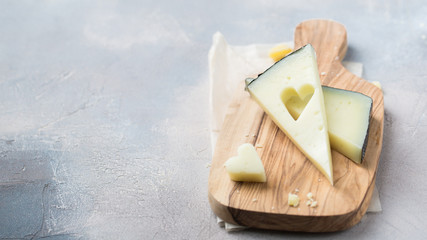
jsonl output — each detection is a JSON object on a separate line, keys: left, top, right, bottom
{"left": 323, "top": 86, "right": 372, "bottom": 164}
{"left": 269, "top": 44, "right": 293, "bottom": 62}
{"left": 288, "top": 193, "right": 300, "bottom": 207}
{"left": 371, "top": 81, "right": 382, "bottom": 90}
{"left": 224, "top": 143, "right": 266, "bottom": 182}
{"left": 310, "top": 201, "right": 318, "bottom": 208}
{"left": 286, "top": 86, "right": 373, "bottom": 163}
{"left": 247, "top": 44, "right": 334, "bottom": 185}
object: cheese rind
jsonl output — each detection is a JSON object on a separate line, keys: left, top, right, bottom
{"left": 247, "top": 44, "right": 333, "bottom": 185}
{"left": 323, "top": 86, "right": 372, "bottom": 164}
{"left": 224, "top": 143, "right": 266, "bottom": 182}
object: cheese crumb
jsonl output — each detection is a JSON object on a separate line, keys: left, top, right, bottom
{"left": 371, "top": 81, "right": 382, "bottom": 90}
{"left": 252, "top": 198, "right": 257, "bottom": 202}
{"left": 295, "top": 188, "right": 299, "bottom": 193}
{"left": 305, "top": 192, "right": 319, "bottom": 208}
{"left": 288, "top": 193, "right": 300, "bottom": 207}
{"left": 320, "top": 72, "right": 326, "bottom": 76}
{"left": 255, "top": 144, "right": 263, "bottom": 148}
{"left": 245, "top": 134, "right": 249, "bottom": 137}
{"left": 311, "top": 201, "right": 318, "bottom": 208}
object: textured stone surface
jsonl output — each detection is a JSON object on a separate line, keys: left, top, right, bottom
{"left": 0, "top": 0, "right": 426, "bottom": 239}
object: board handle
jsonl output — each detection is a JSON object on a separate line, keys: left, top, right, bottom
{"left": 294, "top": 19, "right": 348, "bottom": 65}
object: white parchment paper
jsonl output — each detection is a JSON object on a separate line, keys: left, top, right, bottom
{"left": 208, "top": 32, "right": 381, "bottom": 231}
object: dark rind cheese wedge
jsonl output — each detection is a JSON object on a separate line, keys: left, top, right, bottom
{"left": 322, "top": 86, "right": 372, "bottom": 164}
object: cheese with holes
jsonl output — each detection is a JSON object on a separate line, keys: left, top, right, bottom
{"left": 323, "top": 86, "right": 372, "bottom": 164}
{"left": 246, "top": 44, "right": 333, "bottom": 185}
{"left": 224, "top": 143, "right": 266, "bottom": 182}
{"left": 283, "top": 86, "right": 373, "bottom": 163}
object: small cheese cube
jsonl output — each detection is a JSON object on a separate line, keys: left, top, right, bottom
{"left": 288, "top": 193, "right": 300, "bottom": 207}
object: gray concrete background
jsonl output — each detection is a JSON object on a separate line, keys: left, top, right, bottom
{"left": 0, "top": 0, "right": 426, "bottom": 239}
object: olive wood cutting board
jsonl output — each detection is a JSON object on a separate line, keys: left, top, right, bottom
{"left": 208, "top": 19, "right": 384, "bottom": 232}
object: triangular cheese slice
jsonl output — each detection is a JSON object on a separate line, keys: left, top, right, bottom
{"left": 246, "top": 44, "right": 333, "bottom": 185}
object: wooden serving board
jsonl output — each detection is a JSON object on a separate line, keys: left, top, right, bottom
{"left": 208, "top": 19, "right": 384, "bottom": 232}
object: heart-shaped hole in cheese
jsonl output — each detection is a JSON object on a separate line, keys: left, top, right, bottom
{"left": 281, "top": 84, "right": 315, "bottom": 120}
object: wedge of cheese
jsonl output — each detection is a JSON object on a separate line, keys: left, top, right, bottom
{"left": 281, "top": 86, "right": 373, "bottom": 164}
{"left": 224, "top": 143, "right": 266, "bottom": 182}
{"left": 246, "top": 44, "right": 333, "bottom": 185}
{"left": 323, "top": 86, "right": 372, "bottom": 164}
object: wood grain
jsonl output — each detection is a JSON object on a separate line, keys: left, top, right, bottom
{"left": 208, "top": 19, "right": 384, "bottom": 232}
